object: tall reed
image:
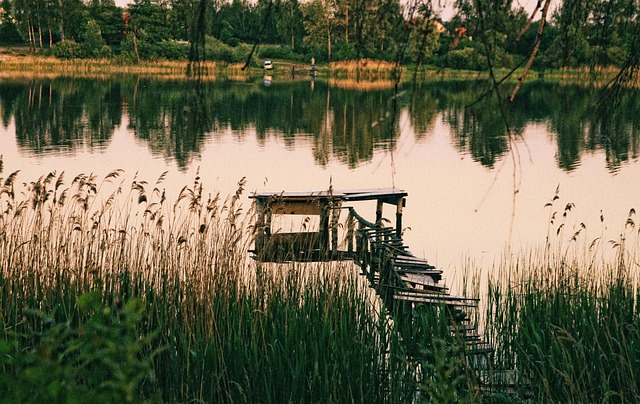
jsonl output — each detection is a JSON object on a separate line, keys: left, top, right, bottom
{"left": 0, "top": 169, "right": 423, "bottom": 402}
{"left": 484, "top": 197, "right": 640, "bottom": 401}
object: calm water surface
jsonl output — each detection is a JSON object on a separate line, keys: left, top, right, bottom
{"left": 1, "top": 76, "right": 638, "bottom": 272}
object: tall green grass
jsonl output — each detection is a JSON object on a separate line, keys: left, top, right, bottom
{"left": 5, "top": 169, "right": 636, "bottom": 401}
{"left": 0, "top": 169, "right": 424, "bottom": 402}
{"left": 484, "top": 196, "right": 640, "bottom": 402}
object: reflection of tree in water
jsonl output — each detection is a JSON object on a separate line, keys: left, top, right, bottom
{"left": 6, "top": 79, "right": 118, "bottom": 153}
{"left": 1, "top": 78, "right": 638, "bottom": 172}
{"left": 437, "top": 81, "right": 519, "bottom": 168}
{"left": 126, "top": 79, "right": 213, "bottom": 169}
{"left": 592, "top": 89, "right": 640, "bottom": 172}
{"left": 407, "top": 82, "right": 440, "bottom": 139}
{"left": 436, "top": 80, "right": 639, "bottom": 172}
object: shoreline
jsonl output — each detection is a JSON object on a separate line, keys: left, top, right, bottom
{"left": 0, "top": 50, "right": 634, "bottom": 88}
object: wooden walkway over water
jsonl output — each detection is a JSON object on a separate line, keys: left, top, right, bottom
{"left": 250, "top": 188, "right": 493, "bottom": 386}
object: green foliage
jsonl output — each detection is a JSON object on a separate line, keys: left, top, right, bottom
{"left": 0, "top": 3, "right": 22, "bottom": 44}
{"left": 203, "top": 36, "right": 253, "bottom": 64}
{"left": 444, "top": 47, "right": 483, "bottom": 70}
{"left": 257, "top": 44, "right": 297, "bottom": 62}
{"left": 82, "top": 19, "right": 112, "bottom": 58}
{"left": 0, "top": 292, "right": 159, "bottom": 402}
{"left": 147, "top": 40, "right": 189, "bottom": 60}
{"left": 485, "top": 202, "right": 640, "bottom": 402}
{"left": 128, "top": 0, "right": 172, "bottom": 44}
{"left": 0, "top": 171, "right": 420, "bottom": 402}
{"left": 419, "top": 339, "right": 470, "bottom": 403}
{"left": 52, "top": 39, "right": 82, "bottom": 59}
{"left": 332, "top": 42, "right": 358, "bottom": 61}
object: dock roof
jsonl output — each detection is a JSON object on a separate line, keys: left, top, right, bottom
{"left": 250, "top": 188, "right": 407, "bottom": 203}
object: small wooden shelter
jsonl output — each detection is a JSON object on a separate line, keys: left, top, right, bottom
{"left": 250, "top": 188, "right": 407, "bottom": 262}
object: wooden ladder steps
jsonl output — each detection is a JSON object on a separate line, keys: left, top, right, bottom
{"left": 450, "top": 324, "right": 477, "bottom": 334}
{"left": 399, "top": 274, "right": 448, "bottom": 293}
{"left": 464, "top": 342, "right": 494, "bottom": 355}
{"left": 370, "top": 240, "right": 405, "bottom": 249}
{"left": 360, "top": 228, "right": 396, "bottom": 238}
{"left": 394, "top": 266, "right": 442, "bottom": 276}
{"left": 381, "top": 283, "right": 448, "bottom": 296}
{"left": 394, "top": 290, "right": 479, "bottom": 308}
{"left": 393, "top": 254, "right": 435, "bottom": 265}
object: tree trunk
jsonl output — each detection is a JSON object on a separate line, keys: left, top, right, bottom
{"left": 29, "top": 22, "right": 36, "bottom": 51}
{"left": 345, "top": 6, "right": 349, "bottom": 44}
{"left": 327, "top": 25, "right": 331, "bottom": 61}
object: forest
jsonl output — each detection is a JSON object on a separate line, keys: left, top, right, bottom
{"left": 0, "top": 0, "right": 638, "bottom": 71}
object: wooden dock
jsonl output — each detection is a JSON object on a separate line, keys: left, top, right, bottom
{"left": 250, "top": 188, "right": 494, "bottom": 388}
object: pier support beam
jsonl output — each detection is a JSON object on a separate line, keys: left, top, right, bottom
{"left": 395, "top": 197, "right": 405, "bottom": 238}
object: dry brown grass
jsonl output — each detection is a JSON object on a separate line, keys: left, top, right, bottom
{"left": 0, "top": 53, "right": 250, "bottom": 80}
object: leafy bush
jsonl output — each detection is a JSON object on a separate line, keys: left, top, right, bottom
{"left": 0, "top": 16, "right": 22, "bottom": 44}
{"left": 82, "top": 19, "right": 110, "bottom": 58}
{"left": 52, "top": 39, "right": 82, "bottom": 59}
{"left": 258, "top": 44, "right": 296, "bottom": 61}
{"left": 203, "top": 36, "right": 233, "bottom": 62}
{"left": 444, "top": 47, "right": 483, "bottom": 70}
{"left": 0, "top": 292, "right": 159, "bottom": 402}
{"left": 202, "top": 36, "right": 256, "bottom": 64}
{"left": 147, "top": 40, "right": 189, "bottom": 60}
{"left": 332, "top": 43, "right": 358, "bottom": 62}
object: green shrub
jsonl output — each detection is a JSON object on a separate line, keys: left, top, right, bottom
{"left": 52, "top": 39, "right": 82, "bottom": 59}
{"left": 332, "top": 43, "right": 358, "bottom": 62}
{"left": 82, "top": 19, "right": 109, "bottom": 58}
{"left": 0, "top": 292, "right": 160, "bottom": 402}
{"left": 444, "top": 47, "right": 483, "bottom": 70}
{"left": 258, "top": 44, "right": 295, "bottom": 61}
{"left": 0, "top": 13, "right": 22, "bottom": 44}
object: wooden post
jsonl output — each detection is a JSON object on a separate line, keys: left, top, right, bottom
{"left": 330, "top": 203, "right": 340, "bottom": 257}
{"left": 346, "top": 211, "right": 354, "bottom": 254}
{"left": 319, "top": 203, "right": 330, "bottom": 257}
{"left": 376, "top": 200, "right": 383, "bottom": 226}
{"left": 254, "top": 200, "right": 267, "bottom": 258}
{"left": 395, "top": 197, "right": 405, "bottom": 238}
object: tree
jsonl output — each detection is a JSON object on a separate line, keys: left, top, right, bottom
{"left": 548, "top": 0, "right": 592, "bottom": 67}
{"left": 87, "top": 0, "right": 124, "bottom": 46}
{"left": 82, "top": 18, "right": 111, "bottom": 57}
{"left": 214, "top": 0, "right": 260, "bottom": 45}
{"left": 275, "top": 0, "right": 304, "bottom": 48}
{"left": 128, "top": 0, "right": 172, "bottom": 43}
{"left": 301, "top": 0, "right": 335, "bottom": 61}
{"left": 58, "top": 0, "right": 87, "bottom": 42}
{"left": 0, "top": 0, "right": 23, "bottom": 43}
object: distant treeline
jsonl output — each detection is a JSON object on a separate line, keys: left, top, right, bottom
{"left": 0, "top": 0, "right": 638, "bottom": 70}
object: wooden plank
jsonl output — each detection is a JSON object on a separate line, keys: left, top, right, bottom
{"left": 394, "top": 262, "right": 436, "bottom": 271}
{"left": 396, "top": 290, "right": 479, "bottom": 302}
{"left": 250, "top": 190, "right": 346, "bottom": 200}
{"left": 271, "top": 201, "right": 324, "bottom": 215}
{"left": 251, "top": 188, "right": 407, "bottom": 204}
{"left": 394, "top": 292, "right": 479, "bottom": 308}
{"left": 382, "top": 283, "right": 449, "bottom": 295}
{"left": 400, "top": 273, "right": 439, "bottom": 286}
{"left": 394, "top": 267, "right": 443, "bottom": 277}
{"left": 362, "top": 228, "right": 395, "bottom": 235}
{"left": 393, "top": 255, "right": 434, "bottom": 266}
{"left": 341, "top": 188, "right": 408, "bottom": 202}
{"left": 450, "top": 324, "right": 477, "bottom": 333}
{"left": 464, "top": 343, "right": 494, "bottom": 355}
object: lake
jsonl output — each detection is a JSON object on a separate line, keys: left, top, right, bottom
{"left": 0, "top": 75, "right": 638, "bottom": 273}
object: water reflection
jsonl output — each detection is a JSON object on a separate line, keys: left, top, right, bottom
{"left": 0, "top": 77, "right": 638, "bottom": 171}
